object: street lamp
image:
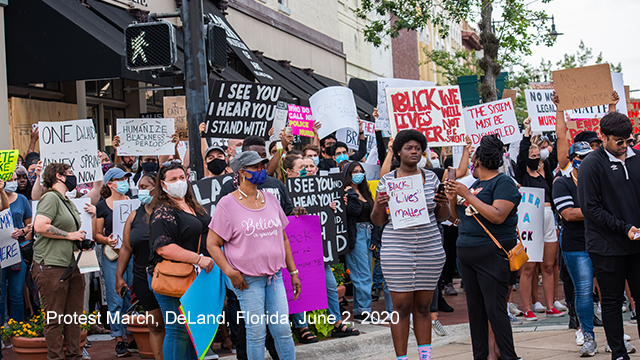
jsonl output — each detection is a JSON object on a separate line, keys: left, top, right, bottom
{"left": 549, "top": 15, "right": 563, "bottom": 40}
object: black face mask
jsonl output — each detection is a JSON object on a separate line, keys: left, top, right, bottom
{"left": 207, "top": 158, "right": 227, "bottom": 176}
{"left": 527, "top": 158, "right": 540, "bottom": 171}
{"left": 141, "top": 162, "right": 158, "bottom": 174}
{"left": 64, "top": 175, "right": 77, "bottom": 192}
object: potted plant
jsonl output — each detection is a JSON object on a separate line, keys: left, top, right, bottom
{"left": 331, "top": 263, "right": 350, "bottom": 298}
{"left": 123, "top": 311, "right": 154, "bottom": 358}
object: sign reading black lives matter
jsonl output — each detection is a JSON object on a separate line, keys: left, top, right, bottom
{"left": 203, "top": 80, "right": 282, "bottom": 139}
{"left": 39, "top": 119, "right": 103, "bottom": 184}
{"left": 286, "top": 174, "right": 348, "bottom": 264}
{"left": 190, "top": 174, "right": 234, "bottom": 214}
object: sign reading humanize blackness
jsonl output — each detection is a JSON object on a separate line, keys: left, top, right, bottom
{"left": 116, "top": 118, "right": 175, "bottom": 156}
{"left": 203, "top": 80, "right": 282, "bottom": 139}
{"left": 385, "top": 86, "right": 466, "bottom": 146}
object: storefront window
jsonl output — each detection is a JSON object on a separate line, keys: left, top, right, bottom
{"left": 86, "top": 79, "right": 124, "bottom": 100}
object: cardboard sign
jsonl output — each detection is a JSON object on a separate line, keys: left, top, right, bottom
{"left": 163, "top": 96, "right": 188, "bottom": 141}
{"left": 517, "top": 187, "right": 545, "bottom": 262}
{"left": 525, "top": 89, "right": 556, "bottom": 132}
{"left": 385, "top": 86, "right": 466, "bottom": 146}
{"left": 204, "top": 80, "right": 282, "bottom": 139}
{"left": 32, "top": 198, "right": 93, "bottom": 241}
{"left": 281, "top": 215, "right": 328, "bottom": 314}
{"left": 0, "top": 209, "right": 22, "bottom": 268}
{"left": 287, "top": 105, "right": 314, "bottom": 137}
{"left": 112, "top": 199, "right": 141, "bottom": 249}
{"left": 286, "top": 175, "right": 348, "bottom": 264}
{"left": 376, "top": 78, "right": 436, "bottom": 131}
{"left": 553, "top": 64, "right": 613, "bottom": 111}
{"left": 386, "top": 173, "right": 430, "bottom": 229}
{"left": 309, "top": 86, "right": 359, "bottom": 140}
{"left": 38, "top": 119, "right": 103, "bottom": 184}
{"left": 190, "top": 174, "right": 234, "bottom": 215}
{"left": 463, "top": 98, "right": 519, "bottom": 146}
{"left": 0, "top": 150, "right": 19, "bottom": 181}
{"left": 116, "top": 118, "right": 175, "bottom": 156}
{"left": 565, "top": 118, "right": 601, "bottom": 146}
{"left": 502, "top": 89, "right": 517, "bottom": 103}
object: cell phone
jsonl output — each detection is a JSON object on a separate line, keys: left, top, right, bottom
{"left": 120, "top": 286, "right": 129, "bottom": 298}
{"left": 437, "top": 184, "right": 446, "bottom": 194}
{"left": 447, "top": 167, "right": 456, "bottom": 181}
{"left": 32, "top": 123, "right": 38, "bottom": 132}
{"left": 284, "top": 126, "right": 292, "bottom": 136}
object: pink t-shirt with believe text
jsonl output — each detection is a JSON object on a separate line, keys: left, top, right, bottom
{"left": 209, "top": 191, "right": 289, "bottom": 277}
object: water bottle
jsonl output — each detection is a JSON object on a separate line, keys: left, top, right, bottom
{"left": 376, "top": 182, "right": 390, "bottom": 214}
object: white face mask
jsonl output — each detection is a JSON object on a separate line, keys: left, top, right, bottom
{"left": 417, "top": 156, "right": 427, "bottom": 169}
{"left": 540, "top": 148, "right": 550, "bottom": 160}
{"left": 65, "top": 189, "right": 77, "bottom": 198}
{"left": 163, "top": 180, "right": 188, "bottom": 199}
{"left": 431, "top": 158, "right": 441, "bottom": 169}
{"left": 4, "top": 181, "right": 18, "bottom": 194}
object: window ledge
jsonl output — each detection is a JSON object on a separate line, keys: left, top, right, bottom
{"left": 278, "top": 3, "right": 291, "bottom": 15}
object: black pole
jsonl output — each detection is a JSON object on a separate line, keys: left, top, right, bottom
{"left": 182, "top": 0, "right": 208, "bottom": 180}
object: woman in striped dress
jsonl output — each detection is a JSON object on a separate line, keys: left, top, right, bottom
{"left": 372, "top": 129, "right": 450, "bottom": 360}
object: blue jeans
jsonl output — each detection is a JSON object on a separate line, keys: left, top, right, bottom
{"left": 563, "top": 250, "right": 595, "bottom": 337}
{"left": 232, "top": 270, "right": 295, "bottom": 360}
{"left": 372, "top": 247, "right": 384, "bottom": 290}
{"left": 100, "top": 247, "right": 133, "bottom": 338}
{"left": 324, "top": 264, "right": 341, "bottom": 321}
{"left": 290, "top": 312, "right": 308, "bottom": 329}
{"left": 345, "top": 223, "right": 373, "bottom": 315}
{"left": 151, "top": 273, "right": 197, "bottom": 360}
{"left": 0, "top": 258, "right": 27, "bottom": 323}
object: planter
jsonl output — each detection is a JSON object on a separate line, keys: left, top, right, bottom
{"left": 10, "top": 331, "right": 87, "bottom": 360}
{"left": 124, "top": 314, "right": 154, "bottom": 358}
{"left": 337, "top": 284, "right": 346, "bottom": 299}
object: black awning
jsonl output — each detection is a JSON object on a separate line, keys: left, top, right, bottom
{"left": 313, "top": 73, "right": 343, "bottom": 87}
{"left": 348, "top": 78, "right": 377, "bottom": 106}
{"left": 261, "top": 59, "right": 311, "bottom": 107}
{"left": 289, "top": 67, "right": 325, "bottom": 91}
{"left": 6, "top": 0, "right": 171, "bottom": 86}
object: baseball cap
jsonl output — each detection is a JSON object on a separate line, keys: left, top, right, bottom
{"left": 104, "top": 168, "right": 132, "bottom": 183}
{"left": 574, "top": 131, "right": 601, "bottom": 144}
{"left": 24, "top": 152, "right": 40, "bottom": 167}
{"left": 230, "top": 151, "right": 269, "bottom": 172}
{"left": 205, "top": 145, "right": 226, "bottom": 158}
{"left": 569, "top": 141, "right": 594, "bottom": 159}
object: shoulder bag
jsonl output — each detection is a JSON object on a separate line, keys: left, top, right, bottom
{"left": 151, "top": 235, "right": 200, "bottom": 298}
{"left": 472, "top": 213, "right": 528, "bottom": 271}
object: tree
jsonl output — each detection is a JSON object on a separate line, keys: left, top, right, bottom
{"left": 355, "top": 0, "right": 556, "bottom": 102}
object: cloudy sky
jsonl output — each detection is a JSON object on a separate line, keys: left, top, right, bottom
{"left": 522, "top": 0, "right": 640, "bottom": 96}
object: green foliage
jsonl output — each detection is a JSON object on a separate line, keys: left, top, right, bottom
{"left": 555, "top": 39, "right": 622, "bottom": 73}
{"left": 291, "top": 309, "right": 334, "bottom": 341}
{"left": 422, "top": 49, "right": 481, "bottom": 85}
{"left": 331, "top": 263, "right": 350, "bottom": 286}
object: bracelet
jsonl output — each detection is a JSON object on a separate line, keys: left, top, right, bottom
{"left": 196, "top": 256, "right": 201, "bottom": 266}
{"left": 453, "top": 218, "right": 461, "bottom": 226}
{"left": 290, "top": 269, "right": 299, "bottom": 276}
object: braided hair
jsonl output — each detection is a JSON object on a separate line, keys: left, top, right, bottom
{"left": 475, "top": 134, "right": 504, "bottom": 170}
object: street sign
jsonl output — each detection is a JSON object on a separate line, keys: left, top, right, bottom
{"left": 125, "top": 21, "right": 177, "bottom": 71}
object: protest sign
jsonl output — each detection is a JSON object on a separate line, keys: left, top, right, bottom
{"left": 287, "top": 174, "right": 347, "bottom": 264}
{"left": 310, "top": 86, "right": 359, "bottom": 140}
{"left": 32, "top": 198, "right": 93, "bottom": 239}
{"left": 75, "top": 249, "right": 100, "bottom": 274}
{"left": 553, "top": 64, "right": 613, "bottom": 111}
{"left": 0, "top": 209, "right": 21, "bottom": 268}
{"left": 385, "top": 86, "right": 466, "bottom": 146}
{"left": 273, "top": 101, "right": 289, "bottom": 137}
{"left": 463, "top": 98, "right": 519, "bottom": 146}
{"left": 116, "top": 118, "right": 175, "bottom": 156}
{"left": 376, "top": 78, "right": 435, "bottom": 132}
{"left": 203, "top": 80, "right": 282, "bottom": 139}
{"left": 517, "top": 187, "right": 544, "bottom": 262}
{"left": 565, "top": 118, "right": 601, "bottom": 146}
{"left": 337, "top": 120, "right": 376, "bottom": 151}
{"left": 190, "top": 174, "right": 234, "bottom": 214}
{"left": 0, "top": 150, "right": 19, "bottom": 181}
{"left": 386, "top": 173, "right": 430, "bottom": 229}
{"left": 452, "top": 145, "right": 464, "bottom": 168}
{"left": 112, "top": 199, "right": 141, "bottom": 249}
{"left": 39, "top": 119, "right": 103, "bottom": 184}
{"left": 163, "top": 96, "right": 188, "bottom": 140}
{"left": 502, "top": 89, "right": 517, "bottom": 103}
{"left": 281, "top": 215, "right": 327, "bottom": 314}
{"left": 524, "top": 89, "right": 556, "bottom": 132}
{"left": 180, "top": 265, "right": 226, "bottom": 360}
{"left": 287, "top": 105, "right": 315, "bottom": 137}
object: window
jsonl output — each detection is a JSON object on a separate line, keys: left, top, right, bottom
{"left": 278, "top": 0, "right": 290, "bottom": 15}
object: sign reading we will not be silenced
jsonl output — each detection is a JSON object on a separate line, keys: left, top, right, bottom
{"left": 116, "top": 118, "right": 175, "bottom": 156}
{"left": 386, "top": 174, "right": 430, "bottom": 230}
{"left": 463, "top": 98, "right": 520, "bottom": 146}
{"left": 0, "top": 150, "right": 19, "bottom": 181}
{"left": 517, "top": 187, "right": 544, "bottom": 262}
{"left": 385, "top": 86, "right": 466, "bottom": 147}
{"left": 287, "top": 105, "right": 314, "bottom": 137}
{"left": 0, "top": 209, "right": 21, "bottom": 269}
{"left": 203, "top": 80, "right": 282, "bottom": 139}
{"left": 39, "top": 119, "right": 103, "bottom": 184}
{"left": 112, "top": 199, "right": 141, "bottom": 249}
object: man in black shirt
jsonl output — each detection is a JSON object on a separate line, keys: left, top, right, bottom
{"left": 578, "top": 112, "right": 640, "bottom": 360}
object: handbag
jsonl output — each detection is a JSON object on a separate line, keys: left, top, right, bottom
{"left": 151, "top": 235, "right": 200, "bottom": 297}
{"left": 103, "top": 245, "right": 119, "bottom": 261}
{"left": 472, "top": 214, "right": 529, "bottom": 271}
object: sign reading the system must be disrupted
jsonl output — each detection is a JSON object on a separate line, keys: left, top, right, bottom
{"left": 203, "top": 80, "right": 282, "bottom": 139}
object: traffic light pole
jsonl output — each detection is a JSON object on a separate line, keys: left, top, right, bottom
{"left": 182, "top": 0, "right": 208, "bottom": 180}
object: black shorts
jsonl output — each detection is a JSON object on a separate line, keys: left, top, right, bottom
{"left": 132, "top": 275, "right": 159, "bottom": 311}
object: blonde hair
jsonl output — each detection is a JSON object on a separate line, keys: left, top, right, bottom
{"left": 528, "top": 143, "right": 540, "bottom": 156}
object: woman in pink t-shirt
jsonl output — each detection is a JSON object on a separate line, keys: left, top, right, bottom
{"left": 206, "top": 151, "right": 300, "bottom": 360}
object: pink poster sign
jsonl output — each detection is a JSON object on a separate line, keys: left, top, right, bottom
{"left": 287, "top": 104, "right": 315, "bottom": 137}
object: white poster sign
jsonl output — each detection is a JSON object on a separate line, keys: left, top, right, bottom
{"left": 463, "top": 98, "right": 520, "bottom": 146}
{"left": 39, "top": 119, "right": 103, "bottom": 184}
{"left": 310, "top": 87, "right": 359, "bottom": 139}
{"left": 336, "top": 120, "right": 376, "bottom": 151}
{"left": 386, "top": 174, "right": 430, "bottom": 229}
{"left": 32, "top": 198, "right": 93, "bottom": 240}
{"left": 517, "top": 187, "right": 545, "bottom": 262}
{"left": 112, "top": 199, "right": 141, "bottom": 249}
{"left": 116, "top": 118, "right": 175, "bottom": 156}
{"left": 0, "top": 209, "right": 21, "bottom": 268}
{"left": 525, "top": 89, "right": 556, "bottom": 132}
{"left": 376, "top": 78, "right": 435, "bottom": 131}
{"left": 452, "top": 145, "right": 464, "bottom": 168}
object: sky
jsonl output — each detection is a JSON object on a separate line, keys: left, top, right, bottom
{"left": 521, "top": 0, "right": 640, "bottom": 96}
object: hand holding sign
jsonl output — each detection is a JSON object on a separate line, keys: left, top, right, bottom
{"left": 386, "top": 174, "right": 430, "bottom": 229}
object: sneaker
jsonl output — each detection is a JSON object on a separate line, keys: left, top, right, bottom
{"left": 576, "top": 330, "right": 585, "bottom": 346}
{"left": 371, "top": 288, "right": 381, "bottom": 301}
{"left": 631, "top": 308, "right": 637, "bottom": 324}
{"left": 532, "top": 301, "right": 546, "bottom": 313}
{"left": 443, "top": 283, "right": 458, "bottom": 296}
{"left": 431, "top": 319, "right": 446, "bottom": 336}
{"left": 509, "top": 302, "right": 524, "bottom": 316}
{"left": 623, "top": 304, "right": 628, "bottom": 313}
{"left": 605, "top": 341, "right": 636, "bottom": 354}
{"left": 546, "top": 307, "right": 565, "bottom": 317}
{"left": 203, "top": 348, "right": 219, "bottom": 360}
{"left": 593, "top": 315, "right": 603, "bottom": 327}
{"left": 509, "top": 313, "right": 523, "bottom": 325}
{"left": 596, "top": 302, "right": 602, "bottom": 315}
{"left": 438, "top": 297, "right": 454, "bottom": 312}
{"left": 85, "top": 339, "right": 92, "bottom": 348}
{"left": 82, "top": 347, "right": 92, "bottom": 360}
{"left": 523, "top": 310, "right": 538, "bottom": 321}
{"left": 126, "top": 340, "right": 138, "bottom": 353}
{"left": 554, "top": 300, "right": 568, "bottom": 312}
{"left": 579, "top": 332, "right": 598, "bottom": 357}
{"left": 624, "top": 333, "right": 631, "bottom": 341}
{"left": 115, "top": 341, "right": 131, "bottom": 358}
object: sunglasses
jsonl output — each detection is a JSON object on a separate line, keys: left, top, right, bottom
{"left": 615, "top": 138, "right": 635, "bottom": 147}
{"left": 162, "top": 159, "right": 182, "bottom": 167}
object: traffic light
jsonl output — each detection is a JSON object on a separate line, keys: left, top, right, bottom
{"left": 207, "top": 23, "right": 228, "bottom": 69}
{"left": 125, "top": 21, "right": 177, "bottom": 71}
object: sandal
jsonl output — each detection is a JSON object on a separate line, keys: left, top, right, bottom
{"left": 298, "top": 328, "right": 318, "bottom": 344}
{"left": 332, "top": 323, "right": 360, "bottom": 338}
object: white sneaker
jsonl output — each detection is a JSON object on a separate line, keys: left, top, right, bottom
{"left": 623, "top": 304, "right": 628, "bottom": 313}
{"left": 596, "top": 302, "right": 602, "bottom": 315}
{"left": 203, "top": 348, "right": 219, "bottom": 360}
{"left": 576, "top": 329, "right": 585, "bottom": 346}
{"left": 532, "top": 301, "right": 546, "bottom": 313}
{"left": 605, "top": 341, "right": 636, "bottom": 354}
{"left": 508, "top": 302, "right": 524, "bottom": 316}
{"left": 624, "top": 333, "right": 631, "bottom": 341}
{"left": 554, "top": 300, "right": 568, "bottom": 312}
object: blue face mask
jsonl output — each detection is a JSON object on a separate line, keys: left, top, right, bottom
{"left": 299, "top": 168, "right": 307, "bottom": 178}
{"left": 244, "top": 168, "right": 267, "bottom": 185}
{"left": 138, "top": 189, "right": 153, "bottom": 205}
{"left": 572, "top": 159, "right": 582, "bottom": 170}
{"left": 115, "top": 180, "right": 129, "bottom": 195}
{"left": 335, "top": 154, "right": 349, "bottom": 164}
{"left": 352, "top": 173, "right": 365, "bottom": 185}
{"left": 312, "top": 157, "right": 319, "bottom": 166}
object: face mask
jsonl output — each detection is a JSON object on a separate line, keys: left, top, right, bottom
{"left": 65, "top": 189, "right": 77, "bottom": 199}
{"left": 572, "top": 159, "right": 582, "bottom": 170}
{"left": 352, "top": 173, "right": 365, "bottom": 185}
{"left": 243, "top": 169, "right": 267, "bottom": 185}
{"left": 102, "top": 163, "right": 111, "bottom": 174}
{"left": 4, "top": 181, "right": 18, "bottom": 194}
{"left": 138, "top": 189, "right": 153, "bottom": 205}
{"left": 335, "top": 154, "right": 349, "bottom": 164}
{"left": 235, "top": 146, "right": 243, "bottom": 155}
{"left": 299, "top": 168, "right": 307, "bottom": 178}
{"left": 64, "top": 175, "right": 77, "bottom": 192}
{"left": 527, "top": 158, "right": 540, "bottom": 171}
{"left": 207, "top": 158, "right": 227, "bottom": 176}
{"left": 540, "top": 148, "right": 550, "bottom": 160}
{"left": 27, "top": 170, "right": 37, "bottom": 185}
{"left": 163, "top": 180, "right": 188, "bottom": 199}
{"left": 141, "top": 162, "right": 158, "bottom": 174}
{"left": 470, "top": 164, "right": 478, "bottom": 179}
{"left": 418, "top": 156, "right": 427, "bottom": 169}
{"left": 114, "top": 180, "right": 129, "bottom": 195}
{"left": 312, "top": 157, "right": 319, "bottom": 166}
{"left": 431, "top": 158, "right": 441, "bottom": 168}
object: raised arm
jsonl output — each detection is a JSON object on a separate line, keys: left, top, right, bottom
{"left": 553, "top": 92, "right": 570, "bottom": 170}
{"left": 380, "top": 138, "right": 394, "bottom": 177}
{"left": 456, "top": 135, "right": 473, "bottom": 179}
{"left": 609, "top": 91, "right": 620, "bottom": 113}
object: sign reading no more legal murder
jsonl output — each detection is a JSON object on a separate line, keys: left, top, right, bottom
{"left": 463, "top": 98, "right": 520, "bottom": 146}
{"left": 203, "top": 80, "right": 282, "bottom": 139}
{"left": 116, "top": 118, "right": 175, "bottom": 156}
